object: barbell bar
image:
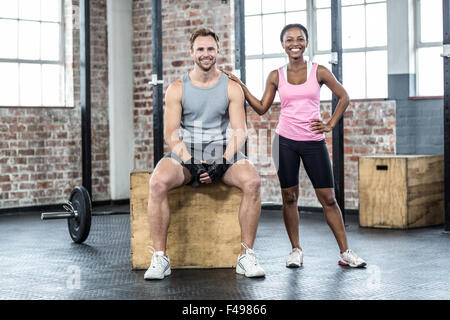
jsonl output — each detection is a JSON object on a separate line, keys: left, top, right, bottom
{"left": 41, "top": 186, "right": 126, "bottom": 244}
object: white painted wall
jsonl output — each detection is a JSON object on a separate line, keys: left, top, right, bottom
{"left": 107, "top": 0, "right": 134, "bottom": 200}
{"left": 387, "top": 0, "right": 416, "bottom": 75}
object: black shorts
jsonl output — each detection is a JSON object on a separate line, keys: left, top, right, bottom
{"left": 164, "top": 142, "right": 247, "bottom": 165}
{"left": 272, "top": 133, "right": 334, "bottom": 189}
{"left": 163, "top": 142, "right": 247, "bottom": 185}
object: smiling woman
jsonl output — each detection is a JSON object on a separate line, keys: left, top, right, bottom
{"left": 222, "top": 22, "right": 366, "bottom": 269}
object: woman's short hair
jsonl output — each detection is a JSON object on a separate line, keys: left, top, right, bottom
{"left": 280, "top": 24, "right": 309, "bottom": 42}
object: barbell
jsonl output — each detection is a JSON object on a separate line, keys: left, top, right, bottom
{"left": 41, "top": 186, "right": 124, "bottom": 244}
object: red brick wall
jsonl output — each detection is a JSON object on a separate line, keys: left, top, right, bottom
{"left": 85, "top": 0, "right": 110, "bottom": 197}
{"left": 132, "top": 0, "right": 153, "bottom": 169}
{"left": 0, "top": 0, "right": 109, "bottom": 209}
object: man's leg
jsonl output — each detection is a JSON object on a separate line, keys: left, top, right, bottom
{"left": 221, "top": 159, "right": 261, "bottom": 253}
{"left": 221, "top": 159, "right": 265, "bottom": 277}
{"left": 148, "top": 157, "right": 190, "bottom": 254}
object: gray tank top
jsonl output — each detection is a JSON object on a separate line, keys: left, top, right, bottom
{"left": 179, "top": 72, "right": 230, "bottom": 145}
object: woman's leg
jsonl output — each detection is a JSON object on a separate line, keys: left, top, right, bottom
{"left": 300, "top": 140, "right": 349, "bottom": 253}
{"left": 281, "top": 185, "right": 302, "bottom": 250}
{"left": 272, "top": 134, "right": 302, "bottom": 250}
{"left": 315, "top": 189, "right": 366, "bottom": 267}
{"left": 315, "top": 188, "right": 348, "bottom": 253}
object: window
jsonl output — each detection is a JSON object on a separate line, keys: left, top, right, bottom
{"left": 0, "top": 0, "right": 65, "bottom": 107}
{"left": 244, "top": 0, "right": 388, "bottom": 101}
{"left": 245, "top": 0, "right": 309, "bottom": 101}
{"left": 415, "top": 0, "right": 443, "bottom": 96}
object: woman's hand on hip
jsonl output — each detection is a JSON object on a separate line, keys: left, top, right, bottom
{"left": 310, "top": 119, "right": 332, "bottom": 134}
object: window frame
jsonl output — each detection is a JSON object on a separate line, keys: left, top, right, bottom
{"left": 244, "top": 0, "right": 311, "bottom": 101}
{"left": 414, "top": 0, "right": 444, "bottom": 97}
{"left": 244, "top": 0, "right": 388, "bottom": 100}
{"left": 0, "top": 0, "right": 67, "bottom": 108}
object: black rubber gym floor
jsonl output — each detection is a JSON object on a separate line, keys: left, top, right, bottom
{"left": 0, "top": 206, "right": 449, "bottom": 300}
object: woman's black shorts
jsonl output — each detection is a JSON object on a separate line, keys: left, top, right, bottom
{"left": 272, "top": 133, "right": 334, "bottom": 189}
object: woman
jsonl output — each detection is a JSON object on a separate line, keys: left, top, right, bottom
{"left": 222, "top": 24, "right": 366, "bottom": 268}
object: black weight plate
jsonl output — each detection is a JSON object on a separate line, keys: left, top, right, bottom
{"left": 67, "top": 186, "right": 92, "bottom": 244}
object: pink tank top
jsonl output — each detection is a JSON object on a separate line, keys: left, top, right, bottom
{"left": 276, "top": 62, "right": 324, "bottom": 141}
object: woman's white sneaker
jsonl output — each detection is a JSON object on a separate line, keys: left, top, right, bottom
{"left": 144, "top": 247, "right": 171, "bottom": 280}
{"left": 236, "top": 243, "right": 266, "bottom": 278}
{"left": 286, "top": 248, "right": 303, "bottom": 268}
{"left": 338, "top": 249, "right": 366, "bottom": 268}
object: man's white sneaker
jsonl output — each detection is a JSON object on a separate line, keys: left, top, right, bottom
{"left": 144, "top": 247, "right": 171, "bottom": 280}
{"left": 286, "top": 248, "right": 303, "bottom": 268}
{"left": 338, "top": 249, "right": 366, "bottom": 268}
{"left": 236, "top": 243, "right": 266, "bottom": 278}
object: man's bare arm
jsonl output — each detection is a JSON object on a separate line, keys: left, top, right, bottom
{"left": 163, "top": 80, "right": 191, "bottom": 162}
{"left": 223, "top": 80, "right": 247, "bottom": 162}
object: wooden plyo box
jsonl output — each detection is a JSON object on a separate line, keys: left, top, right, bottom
{"left": 359, "top": 155, "right": 444, "bottom": 229}
{"left": 130, "top": 170, "right": 242, "bottom": 270}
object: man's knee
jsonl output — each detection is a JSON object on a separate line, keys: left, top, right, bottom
{"left": 242, "top": 175, "right": 261, "bottom": 195}
{"left": 149, "top": 177, "right": 170, "bottom": 198}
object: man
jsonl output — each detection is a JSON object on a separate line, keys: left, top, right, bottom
{"left": 144, "top": 28, "right": 265, "bottom": 280}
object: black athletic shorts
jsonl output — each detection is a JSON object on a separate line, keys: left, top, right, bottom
{"left": 163, "top": 142, "right": 247, "bottom": 185}
{"left": 272, "top": 133, "right": 334, "bottom": 189}
{"left": 164, "top": 142, "right": 247, "bottom": 165}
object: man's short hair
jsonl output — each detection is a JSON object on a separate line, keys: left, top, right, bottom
{"left": 190, "top": 28, "right": 220, "bottom": 49}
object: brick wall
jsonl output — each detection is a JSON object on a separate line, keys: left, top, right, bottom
{"left": 396, "top": 98, "right": 444, "bottom": 155}
{"left": 132, "top": 0, "right": 153, "bottom": 169}
{"left": 85, "top": 0, "right": 110, "bottom": 197}
{"left": 0, "top": 0, "right": 109, "bottom": 209}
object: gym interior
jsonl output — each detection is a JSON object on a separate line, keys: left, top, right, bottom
{"left": 0, "top": 0, "right": 449, "bottom": 301}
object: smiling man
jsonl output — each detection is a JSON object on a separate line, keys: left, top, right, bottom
{"left": 144, "top": 28, "right": 266, "bottom": 280}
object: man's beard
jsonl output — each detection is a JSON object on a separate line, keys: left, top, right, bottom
{"left": 195, "top": 57, "right": 216, "bottom": 72}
